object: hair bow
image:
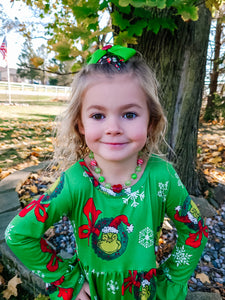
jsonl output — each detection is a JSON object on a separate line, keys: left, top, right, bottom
{"left": 87, "top": 45, "right": 136, "bottom": 65}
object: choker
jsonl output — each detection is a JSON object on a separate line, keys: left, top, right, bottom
{"left": 88, "top": 151, "right": 144, "bottom": 193}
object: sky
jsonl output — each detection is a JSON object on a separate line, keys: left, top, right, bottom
{"left": 0, "top": 0, "right": 47, "bottom": 68}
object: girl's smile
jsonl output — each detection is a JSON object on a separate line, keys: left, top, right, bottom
{"left": 79, "top": 73, "right": 150, "bottom": 174}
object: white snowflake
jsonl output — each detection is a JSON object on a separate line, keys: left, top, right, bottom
{"left": 5, "top": 223, "right": 14, "bottom": 241}
{"left": 78, "top": 274, "right": 84, "bottom": 284}
{"left": 158, "top": 182, "right": 168, "bottom": 202}
{"left": 83, "top": 268, "right": 89, "bottom": 281}
{"left": 83, "top": 171, "right": 89, "bottom": 178}
{"left": 162, "top": 266, "right": 172, "bottom": 280}
{"left": 175, "top": 173, "right": 184, "bottom": 188}
{"left": 172, "top": 245, "right": 192, "bottom": 267}
{"left": 122, "top": 188, "right": 145, "bottom": 207}
{"left": 139, "top": 227, "right": 154, "bottom": 248}
{"left": 107, "top": 280, "right": 119, "bottom": 294}
{"left": 32, "top": 270, "right": 45, "bottom": 278}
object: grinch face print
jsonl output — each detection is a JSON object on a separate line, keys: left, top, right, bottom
{"left": 122, "top": 269, "right": 156, "bottom": 300}
{"left": 78, "top": 198, "right": 133, "bottom": 260}
{"left": 98, "top": 232, "right": 121, "bottom": 255}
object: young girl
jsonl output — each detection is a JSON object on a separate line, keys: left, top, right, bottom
{"left": 5, "top": 45, "right": 208, "bottom": 300}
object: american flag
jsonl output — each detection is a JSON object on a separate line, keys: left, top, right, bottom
{"left": 0, "top": 37, "right": 7, "bottom": 61}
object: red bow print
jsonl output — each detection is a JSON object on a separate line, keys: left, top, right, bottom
{"left": 58, "top": 287, "right": 74, "bottom": 300}
{"left": 122, "top": 270, "right": 141, "bottom": 295}
{"left": 19, "top": 195, "right": 49, "bottom": 223}
{"left": 174, "top": 210, "right": 191, "bottom": 224}
{"left": 40, "top": 238, "right": 63, "bottom": 272}
{"left": 78, "top": 198, "right": 102, "bottom": 245}
{"left": 51, "top": 275, "right": 65, "bottom": 286}
{"left": 145, "top": 268, "right": 157, "bottom": 281}
{"left": 186, "top": 220, "right": 208, "bottom": 248}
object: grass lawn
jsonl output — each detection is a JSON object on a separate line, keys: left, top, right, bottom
{"left": 0, "top": 95, "right": 67, "bottom": 176}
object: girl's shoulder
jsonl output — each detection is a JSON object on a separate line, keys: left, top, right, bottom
{"left": 148, "top": 154, "right": 173, "bottom": 168}
{"left": 147, "top": 154, "right": 176, "bottom": 178}
{"left": 63, "top": 159, "right": 90, "bottom": 185}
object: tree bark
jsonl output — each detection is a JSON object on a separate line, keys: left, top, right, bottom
{"left": 135, "top": 5, "right": 211, "bottom": 195}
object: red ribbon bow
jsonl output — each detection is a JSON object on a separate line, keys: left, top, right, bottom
{"left": 19, "top": 195, "right": 49, "bottom": 223}
{"left": 122, "top": 271, "right": 141, "bottom": 295}
{"left": 58, "top": 287, "right": 74, "bottom": 300}
{"left": 78, "top": 198, "right": 102, "bottom": 244}
{"left": 186, "top": 220, "right": 208, "bottom": 248}
{"left": 40, "top": 238, "right": 63, "bottom": 272}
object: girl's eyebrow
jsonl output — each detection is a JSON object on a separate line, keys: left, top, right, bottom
{"left": 86, "top": 103, "right": 143, "bottom": 111}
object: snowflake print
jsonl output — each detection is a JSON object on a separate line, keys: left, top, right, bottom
{"left": 83, "top": 171, "right": 89, "bottom": 178}
{"left": 123, "top": 188, "right": 145, "bottom": 207}
{"left": 5, "top": 223, "right": 15, "bottom": 241}
{"left": 78, "top": 274, "right": 84, "bottom": 284}
{"left": 107, "top": 280, "right": 119, "bottom": 294}
{"left": 172, "top": 245, "right": 192, "bottom": 267}
{"left": 32, "top": 270, "right": 45, "bottom": 278}
{"left": 162, "top": 266, "right": 172, "bottom": 280}
{"left": 83, "top": 268, "right": 89, "bottom": 281}
{"left": 175, "top": 173, "right": 184, "bottom": 188}
{"left": 158, "top": 182, "right": 168, "bottom": 203}
{"left": 139, "top": 227, "right": 154, "bottom": 248}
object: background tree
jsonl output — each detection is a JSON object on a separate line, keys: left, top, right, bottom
{"left": 16, "top": 0, "right": 224, "bottom": 194}
{"left": 17, "top": 40, "right": 42, "bottom": 83}
{"left": 204, "top": 7, "right": 225, "bottom": 121}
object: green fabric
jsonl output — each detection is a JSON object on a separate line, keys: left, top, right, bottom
{"left": 5, "top": 155, "right": 208, "bottom": 300}
{"left": 87, "top": 45, "right": 136, "bottom": 64}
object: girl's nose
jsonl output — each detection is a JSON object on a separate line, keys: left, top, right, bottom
{"left": 105, "top": 117, "right": 123, "bottom": 135}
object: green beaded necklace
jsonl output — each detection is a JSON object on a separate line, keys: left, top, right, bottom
{"left": 88, "top": 151, "right": 144, "bottom": 193}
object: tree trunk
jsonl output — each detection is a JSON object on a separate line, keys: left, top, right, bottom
{"left": 135, "top": 5, "right": 211, "bottom": 195}
{"left": 204, "top": 18, "right": 222, "bottom": 121}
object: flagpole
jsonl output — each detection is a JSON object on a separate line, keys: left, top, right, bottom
{"left": 5, "top": 31, "right": 12, "bottom": 105}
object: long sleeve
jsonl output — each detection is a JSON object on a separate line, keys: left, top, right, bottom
{"left": 156, "top": 164, "right": 208, "bottom": 300}
{"left": 5, "top": 172, "right": 85, "bottom": 300}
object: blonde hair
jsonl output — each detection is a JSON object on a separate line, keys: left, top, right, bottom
{"left": 54, "top": 54, "right": 167, "bottom": 170}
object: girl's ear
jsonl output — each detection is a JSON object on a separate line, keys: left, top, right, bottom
{"left": 78, "top": 120, "right": 85, "bottom": 135}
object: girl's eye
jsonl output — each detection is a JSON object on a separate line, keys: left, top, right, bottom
{"left": 91, "top": 113, "right": 104, "bottom": 120}
{"left": 123, "top": 112, "right": 137, "bottom": 119}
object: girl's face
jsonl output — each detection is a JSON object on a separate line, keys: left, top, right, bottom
{"left": 79, "top": 74, "right": 150, "bottom": 164}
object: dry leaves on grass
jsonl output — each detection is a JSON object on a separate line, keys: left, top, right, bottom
{"left": 2, "top": 275, "right": 22, "bottom": 299}
{"left": 0, "top": 118, "right": 55, "bottom": 180}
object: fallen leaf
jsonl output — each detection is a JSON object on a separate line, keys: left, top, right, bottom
{"left": 196, "top": 272, "right": 210, "bottom": 283}
{"left": 29, "top": 185, "right": 38, "bottom": 194}
{"left": 0, "top": 263, "right": 3, "bottom": 273}
{"left": 0, "top": 275, "right": 5, "bottom": 285}
{"left": 208, "top": 157, "right": 222, "bottom": 164}
{"left": 2, "top": 275, "right": 22, "bottom": 299}
{"left": 0, "top": 171, "right": 11, "bottom": 180}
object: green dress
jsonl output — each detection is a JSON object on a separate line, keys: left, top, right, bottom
{"left": 5, "top": 155, "right": 208, "bottom": 300}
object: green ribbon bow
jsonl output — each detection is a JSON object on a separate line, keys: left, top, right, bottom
{"left": 87, "top": 45, "right": 136, "bottom": 65}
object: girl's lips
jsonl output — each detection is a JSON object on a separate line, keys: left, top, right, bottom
{"left": 102, "top": 142, "right": 128, "bottom": 146}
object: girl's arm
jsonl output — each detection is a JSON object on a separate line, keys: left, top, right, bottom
{"left": 5, "top": 172, "right": 85, "bottom": 300}
{"left": 156, "top": 164, "right": 208, "bottom": 300}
